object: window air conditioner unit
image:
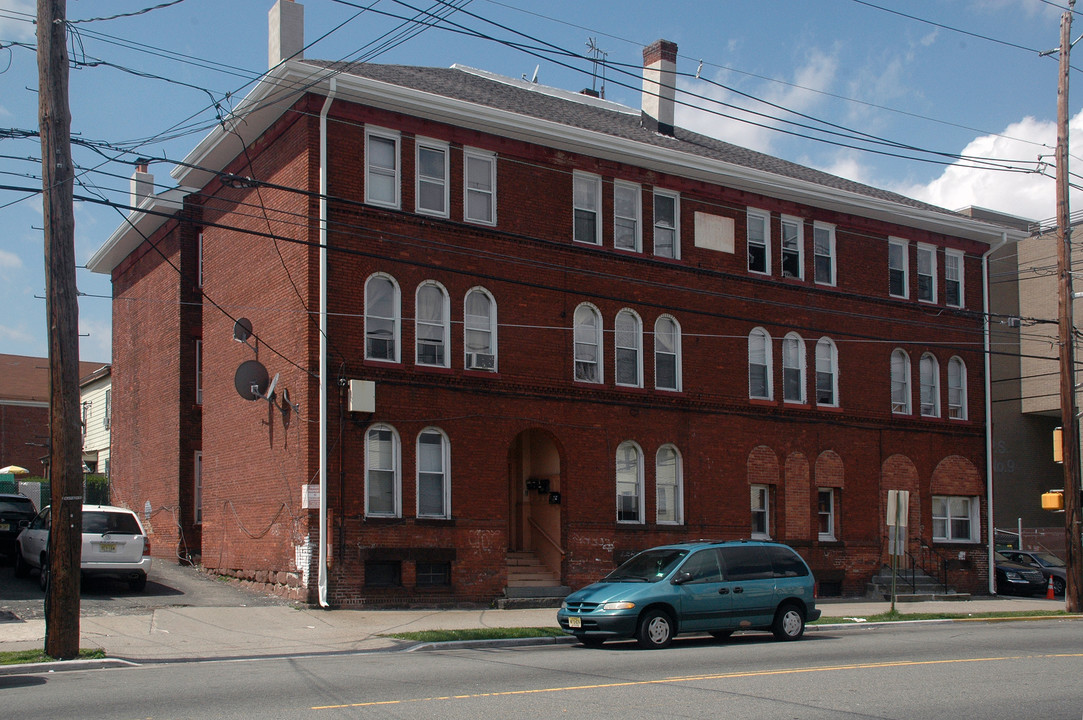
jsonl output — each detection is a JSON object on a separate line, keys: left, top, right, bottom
{"left": 466, "top": 352, "right": 495, "bottom": 370}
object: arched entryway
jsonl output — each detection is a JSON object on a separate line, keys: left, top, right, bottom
{"left": 508, "top": 429, "right": 563, "bottom": 585}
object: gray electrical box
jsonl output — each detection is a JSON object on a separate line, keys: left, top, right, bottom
{"left": 348, "top": 379, "right": 375, "bottom": 413}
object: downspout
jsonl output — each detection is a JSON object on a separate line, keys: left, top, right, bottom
{"left": 318, "top": 78, "right": 337, "bottom": 608}
{"left": 983, "top": 230, "right": 1009, "bottom": 595}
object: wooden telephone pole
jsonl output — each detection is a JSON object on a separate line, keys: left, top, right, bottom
{"left": 37, "top": 0, "right": 83, "bottom": 659}
{"left": 1055, "top": 0, "right": 1083, "bottom": 614}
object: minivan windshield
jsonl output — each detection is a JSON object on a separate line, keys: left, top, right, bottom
{"left": 604, "top": 548, "right": 688, "bottom": 583}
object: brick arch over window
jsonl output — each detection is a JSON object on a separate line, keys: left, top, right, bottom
{"left": 785, "top": 452, "right": 810, "bottom": 539}
{"left": 931, "top": 456, "right": 982, "bottom": 495}
{"left": 747, "top": 445, "right": 779, "bottom": 486}
{"left": 881, "top": 454, "right": 921, "bottom": 548}
{"left": 815, "top": 450, "right": 844, "bottom": 488}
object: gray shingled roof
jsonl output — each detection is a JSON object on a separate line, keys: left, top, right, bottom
{"left": 307, "top": 60, "right": 964, "bottom": 220}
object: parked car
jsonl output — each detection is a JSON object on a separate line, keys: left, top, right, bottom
{"left": 993, "top": 552, "right": 1048, "bottom": 596}
{"left": 557, "top": 540, "right": 820, "bottom": 649}
{"left": 998, "top": 550, "right": 1066, "bottom": 596}
{"left": 0, "top": 493, "right": 37, "bottom": 563}
{"left": 14, "top": 504, "right": 152, "bottom": 592}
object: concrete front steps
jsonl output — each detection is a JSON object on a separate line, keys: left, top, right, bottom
{"left": 496, "top": 551, "right": 570, "bottom": 609}
{"left": 865, "top": 566, "right": 971, "bottom": 602}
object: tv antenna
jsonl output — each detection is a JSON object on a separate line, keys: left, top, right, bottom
{"left": 522, "top": 64, "right": 539, "bottom": 83}
{"left": 586, "top": 37, "right": 607, "bottom": 98}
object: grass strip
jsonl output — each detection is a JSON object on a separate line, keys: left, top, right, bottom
{"left": 0, "top": 649, "right": 106, "bottom": 666}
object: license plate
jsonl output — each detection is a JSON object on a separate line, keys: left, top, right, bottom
{"left": 98, "top": 542, "right": 116, "bottom": 553}
{"left": 568, "top": 616, "right": 582, "bottom": 628}
{"left": 0, "top": 523, "right": 8, "bottom": 532}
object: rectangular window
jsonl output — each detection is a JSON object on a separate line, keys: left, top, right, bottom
{"left": 818, "top": 488, "right": 835, "bottom": 540}
{"left": 573, "top": 172, "right": 602, "bottom": 245}
{"left": 945, "top": 249, "right": 963, "bottom": 307}
{"left": 103, "top": 388, "right": 112, "bottom": 430}
{"left": 365, "top": 127, "right": 400, "bottom": 208}
{"left": 365, "top": 560, "right": 402, "bottom": 588}
{"left": 781, "top": 215, "right": 803, "bottom": 279}
{"left": 747, "top": 208, "right": 769, "bottom": 274}
{"left": 195, "top": 340, "right": 203, "bottom": 405}
{"left": 464, "top": 148, "right": 496, "bottom": 225}
{"left": 917, "top": 243, "right": 937, "bottom": 303}
{"left": 366, "top": 428, "right": 399, "bottom": 517}
{"left": 653, "top": 191, "right": 680, "bottom": 258}
{"left": 932, "top": 496, "right": 978, "bottom": 542}
{"left": 613, "top": 181, "right": 641, "bottom": 252}
{"left": 813, "top": 222, "right": 836, "bottom": 285}
{"left": 889, "top": 239, "right": 908, "bottom": 298}
{"left": 416, "top": 561, "right": 451, "bottom": 587}
{"left": 751, "top": 484, "right": 770, "bottom": 538}
{"left": 194, "top": 451, "right": 202, "bottom": 524}
{"left": 416, "top": 140, "right": 449, "bottom": 217}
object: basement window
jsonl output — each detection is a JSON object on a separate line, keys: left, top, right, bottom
{"left": 365, "top": 560, "right": 402, "bottom": 588}
{"left": 416, "top": 562, "right": 451, "bottom": 587}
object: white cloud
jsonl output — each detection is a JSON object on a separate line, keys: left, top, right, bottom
{"left": 0, "top": 0, "right": 37, "bottom": 41}
{"left": 0, "top": 248, "right": 22, "bottom": 270}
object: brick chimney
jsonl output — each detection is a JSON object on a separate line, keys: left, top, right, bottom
{"left": 269, "top": 0, "right": 304, "bottom": 69}
{"left": 641, "top": 39, "right": 677, "bottom": 136}
{"left": 130, "top": 162, "right": 153, "bottom": 211}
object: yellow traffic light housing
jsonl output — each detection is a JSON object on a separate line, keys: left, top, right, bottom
{"left": 1054, "top": 426, "right": 1063, "bottom": 464}
{"left": 1043, "top": 490, "right": 1065, "bottom": 511}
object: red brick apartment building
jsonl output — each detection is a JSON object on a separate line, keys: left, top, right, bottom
{"left": 87, "top": 2, "right": 1026, "bottom": 605}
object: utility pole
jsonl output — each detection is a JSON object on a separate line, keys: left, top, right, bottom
{"left": 37, "top": 0, "right": 83, "bottom": 658}
{"left": 1055, "top": 0, "right": 1083, "bottom": 614}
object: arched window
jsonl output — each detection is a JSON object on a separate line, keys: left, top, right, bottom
{"left": 464, "top": 287, "right": 497, "bottom": 371}
{"left": 573, "top": 304, "right": 603, "bottom": 383}
{"left": 815, "top": 337, "right": 839, "bottom": 406}
{"left": 920, "top": 353, "right": 940, "bottom": 417}
{"left": 782, "top": 332, "right": 806, "bottom": 403}
{"left": 891, "top": 349, "right": 911, "bottom": 414}
{"left": 616, "top": 441, "right": 643, "bottom": 523}
{"left": 365, "top": 274, "right": 400, "bottom": 362}
{"left": 654, "top": 316, "right": 681, "bottom": 391}
{"left": 748, "top": 328, "right": 772, "bottom": 399}
{"left": 948, "top": 357, "right": 967, "bottom": 420}
{"left": 417, "top": 428, "right": 450, "bottom": 518}
{"left": 615, "top": 309, "right": 642, "bottom": 387}
{"left": 415, "top": 282, "right": 450, "bottom": 367}
{"left": 365, "top": 425, "right": 400, "bottom": 517}
{"left": 656, "top": 444, "right": 683, "bottom": 524}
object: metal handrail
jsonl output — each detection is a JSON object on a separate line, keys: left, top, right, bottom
{"left": 528, "top": 517, "right": 565, "bottom": 557}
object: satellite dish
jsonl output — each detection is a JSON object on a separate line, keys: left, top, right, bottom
{"left": 264, "top": 372, "right": 279, "bottom": 402}
{"left": 233, "top": 318, "right": 253, "bottom": 343}
{"left": 234, "top": 360, "right": 269, "bottom": 401}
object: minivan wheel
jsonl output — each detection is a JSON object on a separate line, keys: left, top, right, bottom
{"left": 38, "top": 555, "right": 49, "bottom": 592}
{"left": 772, "top": 603, "right": 805, "bottom": 641}
{"left": 636, "top": 609, "right": 674, "bottom": 649}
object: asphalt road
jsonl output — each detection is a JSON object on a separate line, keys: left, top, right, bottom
{"left": 2, "top": 618, "right": 1082, "bottom": 719}
{"left": 0, "top": 557, "right": 289, "bottom": 622}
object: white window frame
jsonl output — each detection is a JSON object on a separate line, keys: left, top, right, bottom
{"left": 932, "top": 495, "right": 979, "bottom": 542}
{"left": 654, "top": 315, "right": 682, "bottom": 392}
{"left": 891, "top": 349, "right": 911, "bottom": 415}
{"left": 889, "top": 238, "right": 909, "bottom": 299}
{"left": 364, "top": 126, "right": 400, "bottom": 209}
{"left": 817, "top": 488, "right": 835, "bottom": 540}
{"left": 653, "top": 190, "right": 680, "bottom": 259}
{"left": 813, "top": 222, "right": 836, "bottom": 286}
{"left": 747, "top": 207, "right": 770, "bottom": 275}
{"left": 656, "top": 444, "right": 683, "bottom": 525}
{"left": 573, "top": 303, "right": 603, "bottom": 383}
{"left": 917, "top": 243, "right": 937, "bottom": 303}
{"left": 748, "top": 327, "right": 773, "bottom": 400}
{"left": 194, "top": 450, "right": 202, "bottom": 525}
{"left": 614, "top": 309, "right": 643, "bottom": 388}
{"left": 365, "top": 424, "right": 401, "bottom": 518}
{"left": 195, "top": 340, "right": 203, "bottom": 405}
{"left": 103, "top": 388, "right": 112, "bottom": 429}
{"left": 464, "top": 287, "right": 497, "bottom": 372}
{"left": 945, "top": 248, "right": 964, "bottom": 308}
{"left": 948, "top": 356, "right": 967, "bottom": 420}
{"left": 415, "top": 281, "right": 451, "bottom": 368}
{"left": 616, "top": 440, "right": 644, "bottom": 524}
{"left": 782, "top": 332, "right": 806, "bottom": 404}
{"left": 365, "top": 273, "right": 401, "bottom": 363}
{"left": 781, "top": 215, "right": 804, "bottom": 279}
{"left": 573, "top": 171, "right": 602, "bottom": 245}
{"left": 197, "top": 231, "right": 204, "bottom": 288}
{"left": 920, "top": 353, "right": 941, "bottom": 417}
{"left": 463, "top": 147, "right": 496, "bottom": 225}
{"left": 415, "top": 138, "right": 449, "bottom": 218}
{"left": 416, "top": 427, "right": 451, "bottom": 519}
{"left": 815, "top": 337, "right": 839, "bottom": 407}
{"left": 751, "top": 484, "right": 771, "bottom": 539}
{"left": 613, "top": 181, "right": 642, "bottom": 252}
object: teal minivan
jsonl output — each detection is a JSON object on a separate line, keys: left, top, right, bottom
{"left": 557, "top": 540, "right": 820, "bottom": 649}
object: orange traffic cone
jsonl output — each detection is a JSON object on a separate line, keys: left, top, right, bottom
{"left": 1046, "top": 575, "right": 1055, "bottom": 600}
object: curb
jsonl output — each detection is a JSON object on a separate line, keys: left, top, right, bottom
{"left": 0, "top": 657, "right": 139, "bottom": 676}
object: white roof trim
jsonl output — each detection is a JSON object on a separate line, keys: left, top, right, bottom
{"left": 87, "top": 188, "right": 187, "bottom": 274}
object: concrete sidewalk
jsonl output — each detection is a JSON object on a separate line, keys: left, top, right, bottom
{"left": 0, "top": 595, "right": 1071, "bottom": 667}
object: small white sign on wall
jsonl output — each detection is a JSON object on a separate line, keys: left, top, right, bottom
{"left": 302, "top": 484, "right": 321, "bottom": 509}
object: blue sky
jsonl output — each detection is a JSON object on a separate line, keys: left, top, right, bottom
{"left": 0, "top": 0, "right": 1079, "bottom": 362}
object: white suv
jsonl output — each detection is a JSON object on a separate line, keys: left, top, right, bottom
{"left": 14, "top": 504, "right": 152, "bottom": 592}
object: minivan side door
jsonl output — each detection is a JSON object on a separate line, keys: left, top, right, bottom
{"left": 672, "top": 548, "right": 729, "bottom": 632}
{"left": 718, "top": 545, "right": 777, "bottom": 627}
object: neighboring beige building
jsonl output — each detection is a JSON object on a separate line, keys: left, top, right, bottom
{"left": 80, "top": 364, "right": 111, "bottom": 477}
